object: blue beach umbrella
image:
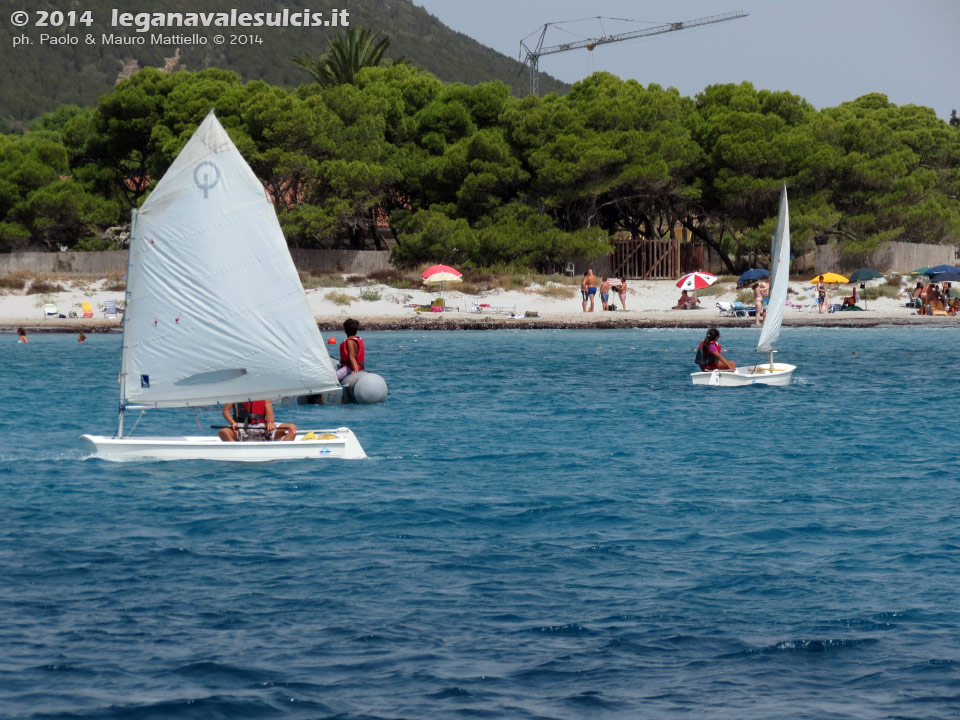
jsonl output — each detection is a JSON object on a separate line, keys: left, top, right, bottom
{"left": 930, "top": 270, "right": 960, "bottom": 283}
{"left": 924, "top": 264, "right": 960, "bottom": 276}
{"left": 738, "top": 268, "right": 769, "bottom": 284}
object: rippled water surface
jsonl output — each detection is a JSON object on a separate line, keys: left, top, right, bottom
{"left": 2, "top": 327, "right": 960, "bottom": 719}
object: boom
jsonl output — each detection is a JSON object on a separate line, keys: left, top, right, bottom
{"left": 520, "top": 11, "right": 748, "bottom": 96}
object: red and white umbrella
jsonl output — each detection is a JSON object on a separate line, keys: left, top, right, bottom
{"left": 676, "top": 272, "right": 717, "bottom": 291}
{"left": 421, "top": 264, "right": 463, "bottom": 284}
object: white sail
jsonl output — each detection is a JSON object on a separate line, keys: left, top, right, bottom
{"left": 121, "top": 111, "right": 339, "bottom": 408}
{"left": 756, "top": 183, "right": 790, "bottom": 354}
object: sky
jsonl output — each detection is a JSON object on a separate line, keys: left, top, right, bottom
{"left": 413, "top": 0, "right": 959, "bottom": 121}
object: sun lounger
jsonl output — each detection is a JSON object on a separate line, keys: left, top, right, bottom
{"left": 472, "top": 303, "right": 516, "bottom": 314}
{"left": 43, "top": 303, "right": 58, "bottom": 318}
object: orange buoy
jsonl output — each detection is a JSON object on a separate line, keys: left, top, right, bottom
{"left": 327, "top": 337, "right": 336, "bottom": 345}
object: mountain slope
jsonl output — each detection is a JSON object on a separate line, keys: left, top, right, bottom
{"left": 0, "top": 0, "right": 568, "bottom": 130}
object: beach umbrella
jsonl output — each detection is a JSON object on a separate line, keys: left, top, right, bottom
{"left": 809, "top": 272, "right": 848, "bottom": 284}
{"left": 930, "top": 270, "right": 960, "bottom": 283}
{"left": 421, "top": 264, "right": 463, "bottom": 283}
{"left": 738, "top": 268, "right": 770, "bottom": 284}
{"left": 847, "top": 268, "right": 884, "bottom": 283}
{"left": 421, "top": 264, "right": 462, "bottom": 297}
{"left": 676, "top": 272, "right": 717, "bottom": 291}
{"left": 910, "top": 267, "right": 930, "bottom": 275}
{"left": 923, "top": 264, "right": 960, "bottom": 277}
{"left": 846, "top": 269, "right": 884, "bottom": 309}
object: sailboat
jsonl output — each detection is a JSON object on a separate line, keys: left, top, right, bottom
{"left": 81, "top": 111, "right": 366, "bottom": 460}
{"left": 691, "top": 182, "right": 797, "bottom": 387}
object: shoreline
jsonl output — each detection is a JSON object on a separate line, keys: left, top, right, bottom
{"left": 5, "top": 312, "right": 956, "bottom": 333}
{"left": 3, "top": 276, "right": 955, "bottom": 333}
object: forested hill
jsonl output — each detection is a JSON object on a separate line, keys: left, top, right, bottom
{"left": 0, "top": 0, "right": 567, "bottom": 130}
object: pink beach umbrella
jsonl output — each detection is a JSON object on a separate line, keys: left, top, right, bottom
{"left": 421, "top": 264, "right": 463, "bottom": 296}
{"left": 420, "top": 264, "right": 463, "bottom": 283}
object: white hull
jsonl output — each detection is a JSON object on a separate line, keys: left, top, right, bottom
{"left": 80, "top": 428, "right": 366, "bottom": 461}
{"left": 691, "top": 364, "right": 796, "bottom": 387}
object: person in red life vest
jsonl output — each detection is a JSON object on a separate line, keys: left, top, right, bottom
{"left": 218, "top": 399, "right": 297, "bottom": 442}
{"left": 336, "top": 318, "right": 365, "bottom": 382}
{"left": 696, "top": 328, "right": 736, "bottom": 371}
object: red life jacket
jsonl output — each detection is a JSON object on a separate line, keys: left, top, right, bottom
{"left": 233, "top": 400, "right": 266, "bottom": 424}
{"left": 339, "top": 336, "right": 365, "bottom": 371}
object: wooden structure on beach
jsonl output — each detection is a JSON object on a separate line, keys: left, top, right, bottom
{"left": 611, "top": 236, "right": 678, "bottom": 279}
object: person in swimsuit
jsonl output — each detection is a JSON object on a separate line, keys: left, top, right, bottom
{"left": 16, "top": 327, "right": 28, "bottom": 343}
{"left": 696, "top": 328, "right": 736, "bottom": 371}
{"left": 618, "top": 277, "right": 627, "bottom": 311}
{"left": 600, "top": 277, "right": 611, "bottom": 311}
{"left": 584, "top": 269, "right": 598, "bottom": 312}
{"left": 816, "top": 276, "right": 827, "bottom": 313}
{"left": 580, "top": 271, "right": 590, "bottom": 312}
{"left": 752, "top": 283, "right": 765, "bottom": 325}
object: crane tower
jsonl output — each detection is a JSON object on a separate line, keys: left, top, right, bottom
{"left": 520, "top": 11, "right": 748, "bottom": 96}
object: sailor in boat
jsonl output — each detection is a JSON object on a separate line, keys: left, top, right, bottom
{"left": 335, "top": 318, "right": 365, "bottom": 381}
{"left": 695, "top": 328, "right": 737, "bottom": 371}
{"left": 219, "top": 400, "right": 297, "bottom": 442}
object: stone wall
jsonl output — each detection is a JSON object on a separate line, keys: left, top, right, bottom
{"left": 0, "top": 249, "right": 391, "bottom": 276}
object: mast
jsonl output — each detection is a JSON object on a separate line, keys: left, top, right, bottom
{"left": 116, "top": 208, "right": 137, "bottom": 438}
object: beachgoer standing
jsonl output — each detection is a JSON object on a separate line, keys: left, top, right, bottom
{"left": 816, "top": 276, "right": 827, "bottom": 314}
{"left": 585, "top": 269, "right": 598, "bottom": 312}
{"left": 753, "top": 283, "right": 765, "bottom": 326}
{"left": 600, "top": 277, "right": 611, "bottom": 311}
{"left": 618, "top": 277, "right": 627, "bottom": 311}
{"left": 580, "top": 272, "right": 589, "bottom": 312}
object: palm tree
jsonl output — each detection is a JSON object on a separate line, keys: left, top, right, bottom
{"left": 292, "top": 27, "right": 396, "bottom": 86}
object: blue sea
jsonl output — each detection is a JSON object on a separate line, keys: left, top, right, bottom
{"left": 2, "top": 327, "right": 960, "bottom": 719}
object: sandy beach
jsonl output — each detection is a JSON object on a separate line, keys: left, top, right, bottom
{"left": 2, "top": 276, "right": 953, "bottom": 333}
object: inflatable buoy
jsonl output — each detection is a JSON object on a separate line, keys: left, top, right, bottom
{"left": 288, "top": 371, "right": 388, "bottom": 406}
{"left": 327, "top": 337, "right": 336, "bottom": 345}
{"left": 349, "top": 372, "right": 389, "bottom": 404}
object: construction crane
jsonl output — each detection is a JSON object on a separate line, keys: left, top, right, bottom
{"left": 520, "top": 11, "right": 748, "bottom": 96}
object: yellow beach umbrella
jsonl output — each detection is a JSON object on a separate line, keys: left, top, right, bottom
{"left": 809, "top": 272, "right": 849, "bottom": 284}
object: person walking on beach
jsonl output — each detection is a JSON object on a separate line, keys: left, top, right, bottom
{"left": 816, "top": 276, "right": 828, "bottom": 313}
{"left": 600, "top": 277, "right": 611, "bottom": 311}
{"left": 16, "top": 327, "right": 28, "bottom": 343}
{"left": 583, "top": 269, "right": 598, "bottom": 312}
{"left": 618, "top": 277, "right": 627, "bottom": 311}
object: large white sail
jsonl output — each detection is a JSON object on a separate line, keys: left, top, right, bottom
{"left": 121, "top": 111, "right": 339, "bottom": 408}
{"left": 756, "top": 183, "right": 790, "bottom": 354}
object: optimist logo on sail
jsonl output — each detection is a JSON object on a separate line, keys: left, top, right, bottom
{"left": 193, "top": 161, "right": 221, "bottom": 198}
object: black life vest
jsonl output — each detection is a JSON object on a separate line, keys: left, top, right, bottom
{"left": 695, "top": 341, "right": 708, "bottom": 368}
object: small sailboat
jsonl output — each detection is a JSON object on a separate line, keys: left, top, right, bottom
{"left": 692, "top": 183, "right": 796, "bottom": 387}
{"left": 81, "top": 111, "right": 366, "bottom": 460}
